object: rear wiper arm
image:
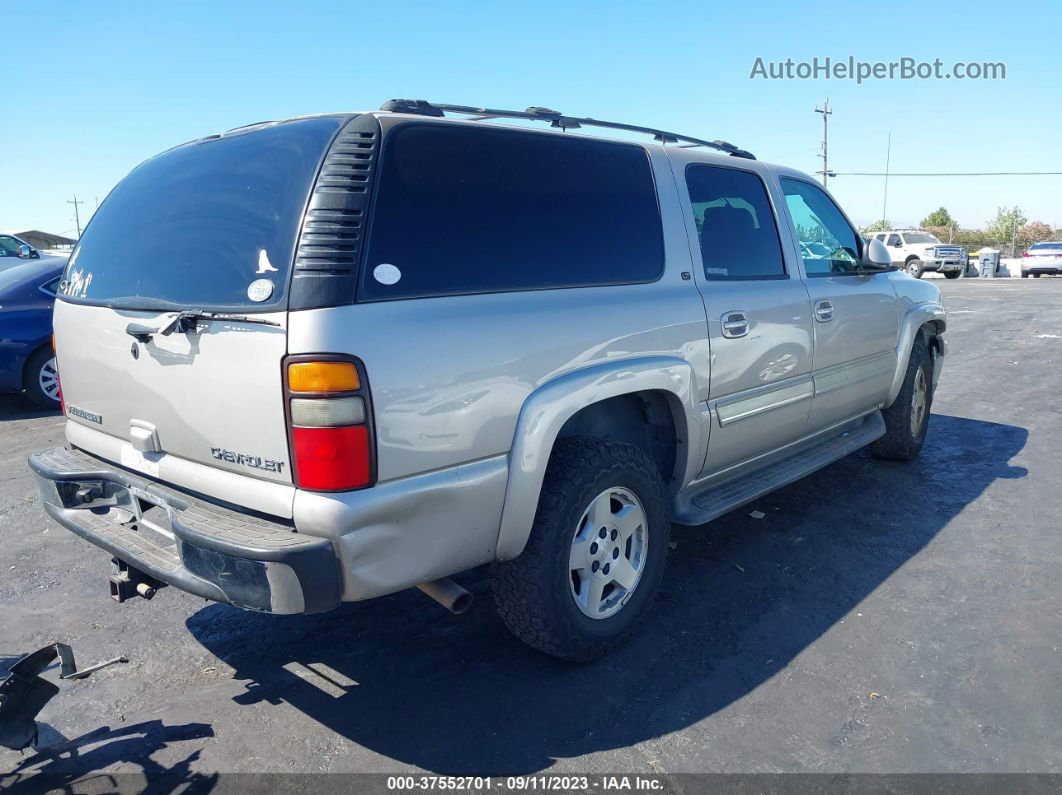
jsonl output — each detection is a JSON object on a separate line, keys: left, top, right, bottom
{"left": 159, "top": 311, "right": 281, "bottom": 336}
{"left": 125, "top": 311, "right": 280, "bottom": 342}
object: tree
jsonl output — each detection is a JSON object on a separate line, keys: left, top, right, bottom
{"left": 985, "top": 206, "right": 1028, "bottom": 256}
{"left": 921, "top": 207, "right": 955, "bottom": 228}
{"left": 1021, "top": 221, "right": 1055, "bottom": 248}
{"left": 860, "top": 219, "right": 892, "bottom": 234}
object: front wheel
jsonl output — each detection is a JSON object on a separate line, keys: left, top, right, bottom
{"left": 871, "top": 339, "right": 932, "bottom": 461}
{"left": 906, "top": 259, "right": 925, "bottom": 279}
{"left": 491, "top": 438, "right": 670, "bottom": 661}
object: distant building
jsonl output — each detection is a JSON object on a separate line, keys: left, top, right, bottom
{"left": 11, "top": 230, "right": 78, "bottom": 253}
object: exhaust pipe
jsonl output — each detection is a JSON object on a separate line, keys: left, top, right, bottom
{"left": 417, "top": 578, "right": 473, "bottom": 614}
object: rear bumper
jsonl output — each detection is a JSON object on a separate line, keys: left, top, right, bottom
{"left": 29, "top": 446, "right": 343, "bottom": 614}
{"left": 1023, "top": 267, "right": 1062, "bottom": 275}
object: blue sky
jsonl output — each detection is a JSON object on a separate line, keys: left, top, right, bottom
{"left": 3, "top": 0, "right": 1059, "bottom": 236}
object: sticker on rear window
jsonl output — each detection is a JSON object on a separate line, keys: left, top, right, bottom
{"left": 373, "top": 263, "right": 402, "bottom": 285}
{"left": 247, "top": 279, "right": 274, "bottom": 302}
{"left": 257, "top": 248, "right": 278, "bottom": 274}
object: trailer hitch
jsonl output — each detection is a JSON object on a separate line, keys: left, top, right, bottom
{"left": 0, "top": 643, "right": 128, "bottom": 751}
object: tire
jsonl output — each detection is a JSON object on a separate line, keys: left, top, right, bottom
{"left": 1022, "top": 273, "right": 1029, "bottom": 278}
{"left": 871, "top": 338, "right": 932, "bottom": 461}
{"left": 905, "top": 258, "right": 925, "bottom": 279}
{"left": 1034, "top": 273, "right": 1042, "bottom": 278}
{"left": 491, "top": 437, "right": 670, "bottom": 661}
{"left": 24, "top": 347, "right": 60, "bottom": 408}
{"left": 944, "top": 271, "right": 960, "bottom": 279}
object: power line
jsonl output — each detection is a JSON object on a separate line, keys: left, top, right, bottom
{"left": 836, "top": 171, "right": 1062, "bottom": 177}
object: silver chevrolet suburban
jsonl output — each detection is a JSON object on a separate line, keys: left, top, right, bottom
{"left": 30, "top": 101, "right": 946, "bottom": 661}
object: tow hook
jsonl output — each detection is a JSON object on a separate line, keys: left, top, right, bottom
{"left": 0, "top": 643, "right": 129, "bottom": 750}
{"left": 109, "top": 558, "right": 165, "bottom": 603}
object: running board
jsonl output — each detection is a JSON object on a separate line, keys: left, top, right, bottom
{"left": 676, "top": 412, "right": 886, "bottom": 526}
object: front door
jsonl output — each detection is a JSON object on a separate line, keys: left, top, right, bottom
{"left": 678, "top": 162, "right": 815, "bottom": 478}
{"left": 780, "top": 178, "right": 899, "bottom": 431}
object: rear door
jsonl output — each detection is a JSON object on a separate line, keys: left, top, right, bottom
{"left": 779, "top": 177, "right": 899, "bottom": 431}
{"left": 53, "top": 117, "right": 345, "bottom": 510}
{"left": 675, "top": 159, "right": 815, "bottom": 478}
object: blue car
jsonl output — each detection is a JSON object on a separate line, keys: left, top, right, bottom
{"left": 0, "top": 257, "right": 66, "bottom": 407}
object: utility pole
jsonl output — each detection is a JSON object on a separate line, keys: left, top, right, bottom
{"left": 67, "top": 194, "right": 85, "bottom": 238}
{"left": 882, "top": 133, "right": 891, "bottom": 225}
{"left": 815, "top": 98, "right": 832, "bottom": 187}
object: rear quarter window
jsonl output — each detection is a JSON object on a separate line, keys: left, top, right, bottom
{"left": 359, "top": 123, "right": 664, "bottom": 301}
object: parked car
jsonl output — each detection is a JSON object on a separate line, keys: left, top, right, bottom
{"left": 871, "top": 229, "right": 964, "bottom": 279}
{"left": 1021, "top": 241, "right": 1062, "bottom": 277}
{"left": 0, "top": 258, "right": 64, "bottom": 406}
{"left": 29, "top": 101, "right": 946, "bottom": 661}
{"left": 0, "top": 233, "right": 43, "bottom": 261}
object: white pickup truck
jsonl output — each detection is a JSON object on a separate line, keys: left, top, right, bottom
{"left": 871, "top": 230, "right": 965, "bottom": 279}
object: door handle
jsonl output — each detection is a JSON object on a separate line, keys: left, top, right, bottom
{"left": 814, "top": 300, "right": 834, "bottom": 322}
{"left": 721, "top": 310, "right": 749, "bottom": 338}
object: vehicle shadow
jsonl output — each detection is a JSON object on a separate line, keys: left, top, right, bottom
{"left": 0, "top": 395, "right": 59, "bottom": 422}
{"left": 185, "top": 413, "right": 1027, "bottom": 775}
{"left": 1, "top": 720, "right": 217, "bottom": 793}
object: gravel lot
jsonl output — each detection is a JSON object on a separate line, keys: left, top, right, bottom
{"left": 2, "top": 279, "right": 1060, "bottom": 784}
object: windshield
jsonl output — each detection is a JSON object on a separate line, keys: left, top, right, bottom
{"left": 59, "top": 116, "right": 342, "bottom": 311}
{"left": 903, "top": 233, "right": 941, "bottom": 244}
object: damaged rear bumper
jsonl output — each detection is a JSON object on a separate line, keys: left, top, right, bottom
{"left": 28, "top": 446, "right": 342, "bottom": 615}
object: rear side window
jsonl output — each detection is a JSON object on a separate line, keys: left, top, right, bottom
{"left": 359, "top": 124, "right": 664, "bottom": 300}
{"left": 686, "top": 165, "right": 787, "bottom": 280}
{"left": 59, "top": 116, "right": 343, "bottom": 311}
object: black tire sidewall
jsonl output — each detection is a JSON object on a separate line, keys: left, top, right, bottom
{"left": 544, "top": 456, "right": 669, "bottom": 643}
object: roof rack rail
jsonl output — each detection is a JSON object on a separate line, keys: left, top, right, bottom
{"left": 378, "top": 99, "right": 755, "bottom": 160}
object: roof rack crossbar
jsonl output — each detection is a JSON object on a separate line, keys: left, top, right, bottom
{"left": 378, "top": 100, "right": 755, "bottom": 160}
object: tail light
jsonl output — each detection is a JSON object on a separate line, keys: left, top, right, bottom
{"left": 285, "top": 357, "right": 374, "bottom": 491}
{"left": 1023, "top": 251, "right": 1032, "bottom": 257}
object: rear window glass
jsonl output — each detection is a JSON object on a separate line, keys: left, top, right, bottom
{"left": 359, "top": 123, "right": 663, "bottom": 301}
{"left": 59, "top": 117, "right": 342, "bottom": 310}
{"left": 1031, "top": 242, "right": 1062, "bottom": 250}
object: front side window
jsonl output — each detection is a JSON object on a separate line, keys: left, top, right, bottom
{"left": 686, "top": 165, "right": 786, "bottom": 280}
{"left": 360, "top": 124, "right": 664, "bottom": 301}
{"left": 781, "top": 179, "right": 861, "bottom": 276}
{"left": 0, "top": 236, "right": 19, "bottom": 257}
{"left": 886, "top": 234, "right": 901, "bottom": 247}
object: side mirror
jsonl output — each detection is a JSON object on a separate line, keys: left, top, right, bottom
{"left": 17, "top": 244, "right": 34, "bottom": 259}
{"left": 861, "top": 238, "right": 894, "bottom": 271}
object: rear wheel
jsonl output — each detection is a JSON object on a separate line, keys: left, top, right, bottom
{"left": 871, "top": 338, "right": 932, "bottom": 461}
{"left": 24, "top": 347, "right": 60, "bottom": 408}
{"left": 906, "top": 258, "right": 925, "bottom": 279}
{"left": 944, "top": 271, "right": 960, "bottom": 279}
{"left": 1022, "top": 272, "right": 1029, "bottom": 278}
{"left": 1034, "top": 273, "right": 1042, "bottom": 278}
{"left": 491, "top": 437, "right": 669, "bottom": 661}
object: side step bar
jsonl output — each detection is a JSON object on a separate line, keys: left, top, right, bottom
{"left": 676, "top": 412, "right": 886, "bottom": 526}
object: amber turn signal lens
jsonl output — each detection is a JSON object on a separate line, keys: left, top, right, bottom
{"left": 288, "top": 362, "right": 360, "bottom": 393}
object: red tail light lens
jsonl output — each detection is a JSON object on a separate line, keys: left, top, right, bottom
{"left": 292, "top": 426, "right": 371, "bottom": 490}
{"left": 286, "top": 357, "right": 374, "bottom": 492}
{"left": 1023, "top": 251, "right": 1032, "bottom": 257}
